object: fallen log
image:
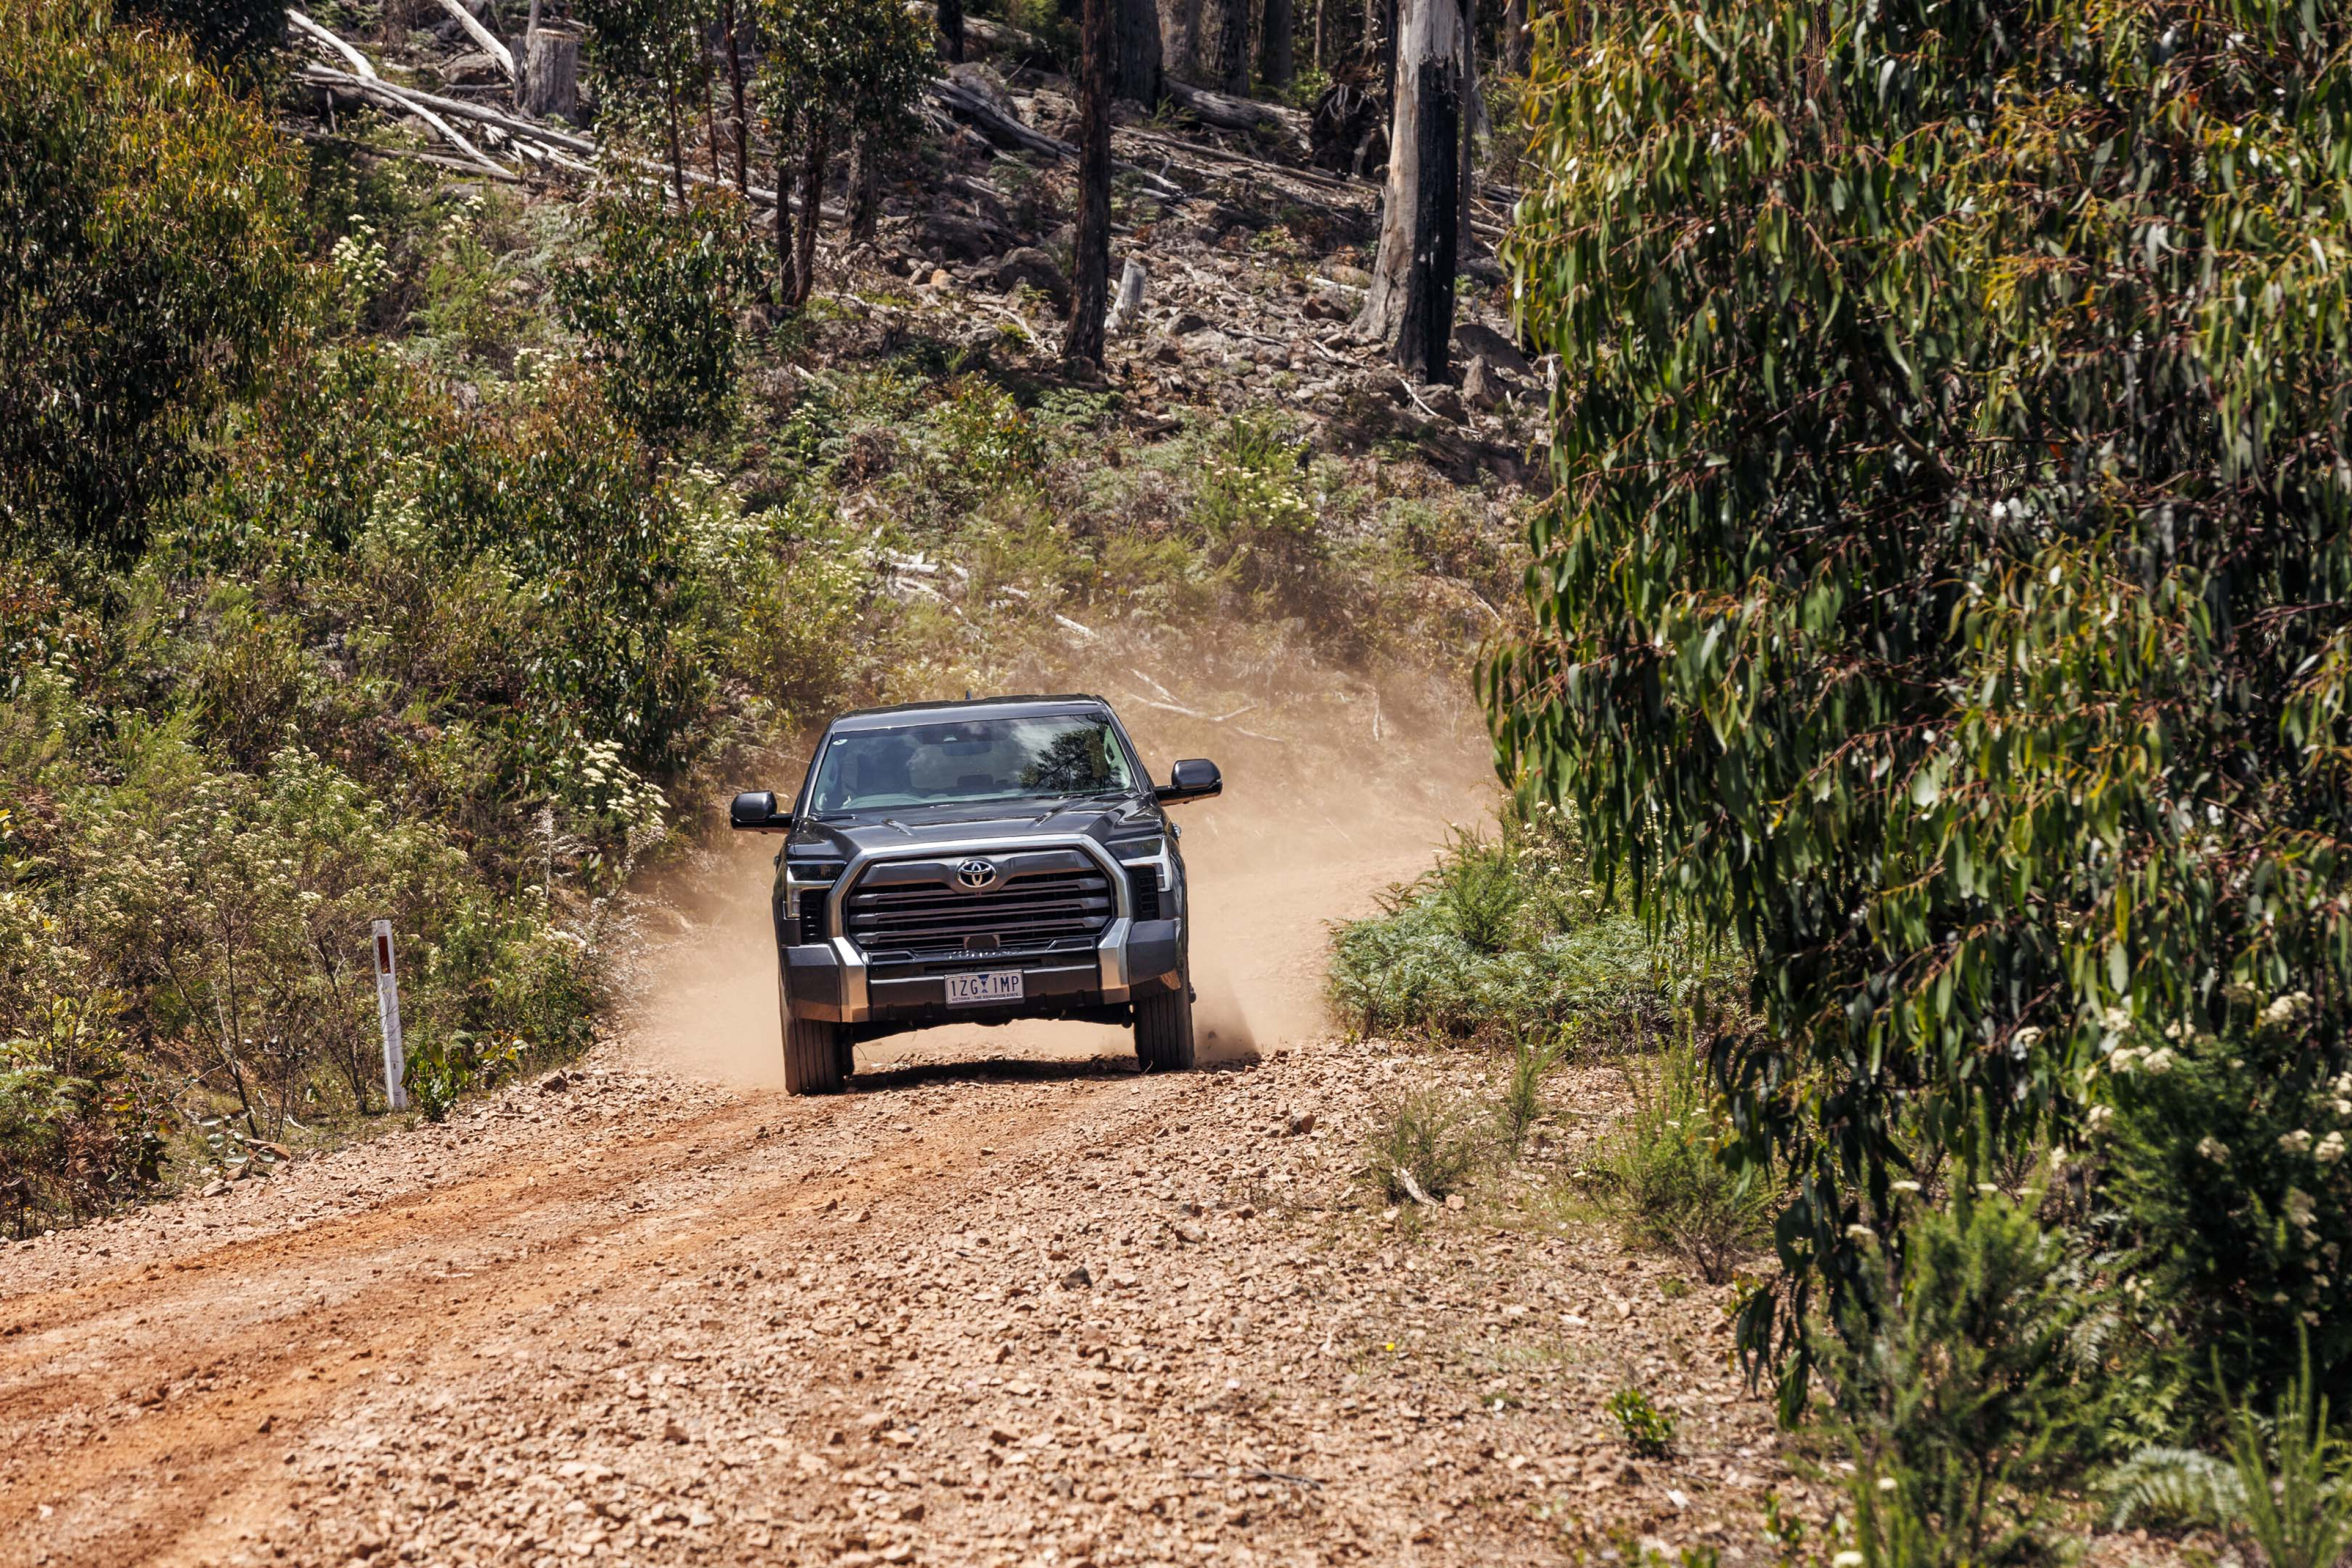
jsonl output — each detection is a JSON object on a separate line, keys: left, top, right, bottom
{"left": 925, "top": 79, "right": 1189, "bottom": 204}
{"left": 1163, "top": 80, "right": 1308, "bottom": 143}
{"left": 300, "top": 65, "right": 516, "bottom": 179}
{"left": 287, "top": 9, "right": 376, "bottom": 77}
{"left": 428, "top": 0, "right": 516, "bottom": 79}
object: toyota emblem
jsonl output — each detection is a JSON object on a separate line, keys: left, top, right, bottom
{"left": 956, "top": 858, "right": 1000, "bottom": 890}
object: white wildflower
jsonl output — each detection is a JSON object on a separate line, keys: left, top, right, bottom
{"left": 2141, "top": 1048, "right": 2176, "bottom": 1075}
{"left": 2102, "top": 1005, "right": 2134, "bottom": 1033}
{"left": 2085, "top": 1104, "right": 2114, "bottom": 1132}
{"left": 2316, "top": 1130, "right": 2345, "bottom": 1166}
{"left": 1835, "top": 1554, "right": 1866, "bottom": 1567}
{"left": 1891, "top": 1180, "right": 1922, "bottom": 1194}
{"left": 2281, "top": 1129, "right": 2315, "bottom": 1155}
{"left": 2012, "top": 1025, "right": 2045, "bottom": 1052}
{"left": 2197, "top": 1135, "right": 2230, "bottom": 1164}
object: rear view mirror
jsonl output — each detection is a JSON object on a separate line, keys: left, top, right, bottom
{"left": 1154, "top": 758, "right": 1223, "bottom": 804}
{"left": 730, "top": 791, "right": 792, "bottom": 831}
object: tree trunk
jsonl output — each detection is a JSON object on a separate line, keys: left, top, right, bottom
{"left": 662, "top": 73, "right": 689, "bottom": 210}
{"left": 724, "top": 0, "right": 750, "bottom": 195}
{"left": 1160, "top": 0, "right": 1202, "bottom": 80}
{"left": 772, "top": 135, "right": 793, "bottom": 306}
{"left": 846, "top": 130, "right": 882, "bottom": 242}
{"left": 1114, "top": 0, "right": 1163, "bottom": 104}
{"left": 791, "top": 113, "right": 830, "bottom": 306}
{"left": 1456, "top": 0, "right": 1474, "bottom": 254}
{"left": 1502, "top": 0, "right": 1527, "bottom": 73}
{"left": 1067, "top": 0, "right": 1113, "bottom": 366}
{"left": 1258, "top": 0, "right": 1293, "bottom": 89}
{"left": 1208, "top": 0, "right": 1250, "bottom": 92}
{"left": 1356, "top": 0, "right": 1459, "bottom": 382}
{"left": 1312, "top": 0, "right": 1325, "bottom": 71}
{"left": 519, "top": 23, "right": 579, "bottom": 120}
{"left": 938, "top": 0, "right": 965, "bottom": 61}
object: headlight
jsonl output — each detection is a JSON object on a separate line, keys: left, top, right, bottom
{"left": 786, "top": 859, "right": 845, "bottom": 889}
{"left": 1109, "top": 835, "right": 1164, "bottom": 862}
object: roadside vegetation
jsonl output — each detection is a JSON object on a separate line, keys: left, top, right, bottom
{"left": 1339, "top": 0, "right": 2352, "bottom": 1556}
{"left": 0, "top": 0, "right": 1516, "bottom": 1236}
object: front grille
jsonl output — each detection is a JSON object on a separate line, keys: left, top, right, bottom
{"left": 1127, "top": 867, "right": 1161, "bottom": 922}
{"left": 844, "top": 849, "right": 1114, "bottom": 959}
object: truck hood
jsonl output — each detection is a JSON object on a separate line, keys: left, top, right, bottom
{"left": 787, "top": 795, "right": 1162, "bottom": 860}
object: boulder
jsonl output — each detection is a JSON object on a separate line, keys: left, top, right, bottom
{"left": 915, "top": 211, "right": 1012, "bottom": 264}
{"left": 992, "top": 246, "right": 1070, "bottom": 310}
{"left": 1453, "top": 320, "right": 1533, "bottom": 376}
{"left": 1463, "top": 354, "right": 1511, "bottom": 411}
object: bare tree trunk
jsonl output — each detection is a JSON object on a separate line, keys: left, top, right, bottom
{"left": 1160, "top": 0, "right": 1203, "bottom": 81}
{"left": 1114, "top": 0, "right": 1163, "bottom": 104}
{"left": 1208, "top": 0, "right": 1250, "bottom": 92}
{"left": 938, "top": 0, "right": 965, "bottom": 61}
{"left": 517, "top": 0, "right": 540, "bottom": 110}
{"left": 724, "top": 0, "right": 749, "bottom": 195}
{"left": 1356, "top": 0, "right": 1459, "bottom": 381}
{"left": 846, "top": 130, "right": 882, "bottom": 242}
{"left": 1456, "top": 0, "right": 1474, "bottom": 254}
{"left": 1502, "top": 0, "right": 1527, "bottom": 72}
{"left": 519, "top": 22, "right": 579, "bottom": 119}
{"left": 1258, "top": 0, "right": 1293, "bottom": 88}
{"left": 791, "top": 113, "right": 830, "bottom": 305}
{"left": 772, "top": 135, "right": 793, "bottom": 305}
{"left": 662, "top": 73, "right": 689, "bottom": 210}
{"left": 1067, "top": 0, "right": 1113, "bottom": 366}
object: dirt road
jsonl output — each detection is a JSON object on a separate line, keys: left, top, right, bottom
{"left": 0, "top": 753, "right": 1801, "bottom": 1568}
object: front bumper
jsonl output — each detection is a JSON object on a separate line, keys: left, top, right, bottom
{"left": 782, "top": 918, "right": 1183, "bottom": 1026}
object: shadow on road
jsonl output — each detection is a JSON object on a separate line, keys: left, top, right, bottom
{"left": 844, "top": 1051, "right": 1261, "bottom": 1094}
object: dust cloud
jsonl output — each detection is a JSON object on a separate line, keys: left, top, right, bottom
{"left": 620, "top": 668, "right": 1497, "bottom": 1086}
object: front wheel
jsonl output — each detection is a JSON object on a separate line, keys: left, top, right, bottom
{"left": 1134, "top": 959, "right": 1196, "bottom": 1073}
{"left": 780, "top": 979, "right": 846, "bottom": 1095}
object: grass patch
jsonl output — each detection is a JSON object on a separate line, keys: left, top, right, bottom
{"left": 1581, "top": 1034, "right": 1773, "bottom": 1284}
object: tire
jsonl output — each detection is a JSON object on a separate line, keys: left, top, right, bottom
{"left": 1134, "top": 956, "right": 1196, "bottom": 1073}
{"left": 780, "top": 980, "right": 845, "bottom": 1095}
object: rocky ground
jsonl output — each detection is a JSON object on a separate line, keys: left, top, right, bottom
{"left": 0, "top": 1031, "right": 1820, "bottom": 1568}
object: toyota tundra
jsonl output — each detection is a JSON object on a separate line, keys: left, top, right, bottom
{"left": 730, "top": 695, "right": 1223, "bottom": 1093}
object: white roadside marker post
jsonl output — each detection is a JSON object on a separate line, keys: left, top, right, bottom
{"left": 371, "top": 919, "right": 409, "bottom": 1112}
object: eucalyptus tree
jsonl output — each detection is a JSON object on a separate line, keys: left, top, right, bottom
{"left": 1499, "top": 0, "right": 2352, "bottom": 1408}
{"left": 1355, "top": 0, "right": 1459, "bottom": 380}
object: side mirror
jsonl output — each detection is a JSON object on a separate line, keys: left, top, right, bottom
{"left": 730, "top": 791, "right": 792, "bottom": 832}
{"left": 1154, "top": 758, "right": 1223, "bottom": 804}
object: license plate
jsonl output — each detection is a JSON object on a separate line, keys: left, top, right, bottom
{"left": 945, "top": 970, "right": 1023, "bottom": 1005}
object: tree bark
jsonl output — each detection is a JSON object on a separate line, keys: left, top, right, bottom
{"left": 1258, "top": 0, "right": 1293, "bottom": 90}
{"left": 846, "top": 130, "right": 882, "bottom": 242}
{"left": 1207, "top": 0, "right": 1250, "bottom": 92}
{"left": 1160, "top": 0, "right": 1202, "bottom": 81}
{"left": 1113, "top": 0, "right": 1163, "bottom": 104}
{"left": 1066, "top": 0, "right": 1113, "bottom": 366}
{"left": 772, "top": 134, "right": 793, "bottom": 306}
{"left": 518, "top": 24, "right": 579, "bottom": 120}
{"left": 791, "top": 113, "right": 830, "bottom": 305}
{"left": 1356, "top": 0, "right": 1459, "bottom": 382}
{"left": 1502, "top": 0, "right": 1527, "bottom": 73}
{"left": 724, "top": 0, "right": 750, "bottom": 195}
{"left": 1456, "top": 0, "right": 1474, "bottom": 254}
{"left": 938, "top": 0, "right": 965, "bottom": 61}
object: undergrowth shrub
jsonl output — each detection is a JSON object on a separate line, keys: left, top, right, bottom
{"left": 2098, "top": 1002, "right": 2352, "bottom": 1410}
{"left": 1584, "top": 1034, "right": 1771, "bottom": 1284}
{"left": 1361, "top": 1087, "right": 1484, "bottom": 1204}
{"left": 1829, "top": 1193, "right": 2107, "bottom": 1567}
{"left": 1329, "top": 802, "right": 1692, "bottom": 1045}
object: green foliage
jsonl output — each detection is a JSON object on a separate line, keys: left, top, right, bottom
{"left": 1827, "top": 1194, "right": 2106, "bottom": 1565}
{"left": 1498, "top": 1027, "right": 1564, "bottom": 1157}
{"left": 2100, "top": 1446, "right": 2246, "bottom": 1532}
{"left": 0, "top": 0, "right": 306, "bottom": 563}
{"left": 2221, "top": 1334, "right": 2352, "bottom": 1568}
{"left": 756, "top": 0, "right": 931, "bottom": 139}
{"left": 1605, "top": 1387, "right": 1675, "bottom": 1457}
{"left": 1496, "top": 0, "right": 2352, "bottom": 1402}
{"left": 1328, "top": 803, "right": 1688, "bottom": 1043}
{"left": 1586, "top": 1034, "right": 1773, "bottom": 1284}
{"left": 115, "top": 0, "right": 284, "bottom": 78}
{"left": 0, "top": 995, "right": 165, "bottom": 1236}
{"left": 555, "top": 187, "right": 751, "bottom": 448}
{"left": 2099, "top": 1008, "right": 2352, "bottom": 1407}
{"left": 1361, "top": 1087, "right": 1484, "bottom": 1203}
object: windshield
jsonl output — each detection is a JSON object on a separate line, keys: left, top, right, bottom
{"left": 807, "top": 714, "right": 1139, "bottom": 814}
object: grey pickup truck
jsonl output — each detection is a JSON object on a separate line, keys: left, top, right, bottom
{"left": 730, "top": 695, "right": 1223, "bottom": 1093}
